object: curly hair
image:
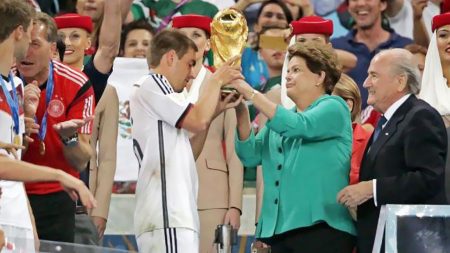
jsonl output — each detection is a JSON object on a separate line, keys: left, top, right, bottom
{"left": 287, "top": 42, "right": 341, "bottom": 94}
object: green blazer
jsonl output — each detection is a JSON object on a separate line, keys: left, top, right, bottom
{"left": 236, "top": 95, "right": 356, "bottom": 238}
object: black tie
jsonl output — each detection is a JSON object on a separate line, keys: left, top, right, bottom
{"left": 372, "top": 116, "right": 387, "bottom": 143}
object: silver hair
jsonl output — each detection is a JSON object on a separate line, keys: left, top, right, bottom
{"left": 380, "top": 48, "right": 421, "bottom": 95}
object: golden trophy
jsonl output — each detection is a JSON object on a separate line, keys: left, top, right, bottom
{"left": 210, "top": 8, "right": 248, "bottom": 68}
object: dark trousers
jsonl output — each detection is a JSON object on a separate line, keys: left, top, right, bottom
{"left": 74, "top": 213, "right": 100, "bottom": 246}
{"left": 28, "top": 191, "right": 76, "bottom": 243}
{"left": 261, "top": 222, "right": 355, "bottom": 253}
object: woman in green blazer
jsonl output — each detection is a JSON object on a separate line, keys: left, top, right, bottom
{"left": 229, "top": 42, "right": 356, "bottom": 252}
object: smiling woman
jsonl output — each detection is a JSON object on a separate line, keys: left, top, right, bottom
{"left": 419, "top": 12, "right": 450, "bottom": 127}
{"left": 119, "top": 19, "right": 155, "bottom": 59}
{"left": 57, "top": 27, "right": 91, "bottom": 67}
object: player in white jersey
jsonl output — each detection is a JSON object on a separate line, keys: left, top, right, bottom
{"left": 130, "top": 30, "right": 243, "bottom": 253}
{"left": 0, "top": 1, "right": 96, "bottom": 251}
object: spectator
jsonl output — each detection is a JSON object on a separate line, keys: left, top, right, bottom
{"left": 257, "top": 25, "right": 287, "bottom": 93}
{"left": 337, "top": 48, "right": 448, "bottom": 253}
{"left": 331, "top": 0, "right": 412, "bottom": 110}
{"left": 241, "top": 0, "right": 292, "bottom": 92}
{"left": 120, "top": 19, "right": 155, "bottom": 58}
{"left": 385, "top": 0, "right": 429, "bottom": 47}
{"left": 282, "top": 0, "right": 314, "bottom": 19}
{"left": 232, "top": 42, "right": 355, "bottom": 252}
{"left": 247, "top": 25, "right": 288, "bottom": 124}
{"left": 234, "top": 0, "right": 313, "bottom": 20}
{"left": 17, "top": 12, "right": 95, "bottom": 243}
{"left": 173, "top": 14, "right": 244, "bottom": 253}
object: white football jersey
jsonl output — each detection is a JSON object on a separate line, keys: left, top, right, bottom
{"left": 0, "top": 76, "right": 34, "bottom": 236}
{"left": 130, "top": 73, "right": 199, "bottom": 237}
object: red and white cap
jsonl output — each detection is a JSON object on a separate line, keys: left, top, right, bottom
{"left": 290, "top": 16, "right": 333, "bottom": 36}
{"left": 172, "top": 14, "right": 213, "bottom": 35}
{"left": 54, "top": 13, "right": 93, "bottom": 33}
{"left": 432, "top": 12, "right": 450, "bottom": 31}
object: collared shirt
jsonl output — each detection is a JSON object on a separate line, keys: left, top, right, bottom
{"left": 373, "top": 93, "right": 411, "bottom": 206}
{"left": 236, "top": 95, "right": 356, "bottom": 238}
{"left": 131, "top": 73, "right": 199, "bottom": 236}
{"left": 331, "top": 30, "right": 412, "bottom": 109}
{"left": 24, "top": 60, "right": 95, "bottom": 195}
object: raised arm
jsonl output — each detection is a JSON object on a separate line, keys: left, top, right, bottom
{"left": 93, "top": 0, "right": 124, "bottom": 74}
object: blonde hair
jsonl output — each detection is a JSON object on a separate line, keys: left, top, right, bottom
{"left": 333, "top": 73, "right": 362, "bottom": 122}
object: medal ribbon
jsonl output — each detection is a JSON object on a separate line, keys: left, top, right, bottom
{"left": 0, "top": 72, "right": 20, "bottom": 135}
{"left": 38, "top": 62, "right": 55, "bottom": 143}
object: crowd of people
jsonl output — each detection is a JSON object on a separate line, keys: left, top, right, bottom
{"left": 0, "top": 0, "right": 449, "bottom": 253}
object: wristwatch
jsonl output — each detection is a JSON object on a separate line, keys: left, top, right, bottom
{"left": 61, "top": 133, "right": 79, "bottom": 147}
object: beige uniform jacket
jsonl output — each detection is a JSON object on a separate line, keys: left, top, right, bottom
{"left": 88, "top": 85, "right": 119, "bottom": 220}
{"left": 196, "top": 108, "right": 243, "bottom": 211}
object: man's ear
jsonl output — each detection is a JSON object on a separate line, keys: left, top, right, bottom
{"left": 14, "top": 25, "right": 24, "bottom": 41}
{"left": 49, "top": 42, "right": 57, "bottom": 59}
{"left": 165, "top": 49, "right": 176, "bottom": 67}
{"left": 397, "top": 73, "right": 408, "bottom": 92}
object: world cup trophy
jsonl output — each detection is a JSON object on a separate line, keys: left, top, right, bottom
{"left": 210, "top": 8, "right": 248, "bottom": 68}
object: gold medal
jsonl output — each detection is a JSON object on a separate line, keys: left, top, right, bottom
{"left": 13, "top": 134, "right": 21, "bottom": 146}
{"left": 39, "top": 141, "right": 46, "bottom": 155}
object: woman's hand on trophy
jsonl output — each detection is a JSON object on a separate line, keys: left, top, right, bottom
{"left": 211, "top": 56, "right": 244, "bottom": 87}
{"left": 229, "top": 78, "right": 254, "bottom": 100}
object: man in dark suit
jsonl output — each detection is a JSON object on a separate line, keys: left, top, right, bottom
{"left": 337, "top": 48, "right": 448, "bottom": 253}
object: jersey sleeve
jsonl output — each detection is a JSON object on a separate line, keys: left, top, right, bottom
{"left": 66, "top": 82, "right": 96, "bottom": 135}
{"left": 138, "top": 78, "right": 192, "bottom": 128}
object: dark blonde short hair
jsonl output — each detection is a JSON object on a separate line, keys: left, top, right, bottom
{"left": 333, "top": 73, "right": 361, "bottom": 122}
{"left": 0, "top": 0, "right": 35, "bottom": 43}
{"left": 148, "top": 29, "right": 198, "bottom": 68}
{"left": 288, "top": 42, "right": 341, "bottom": 94}
{"left": 34, "top": 12, "right": 58, "bottom": 43}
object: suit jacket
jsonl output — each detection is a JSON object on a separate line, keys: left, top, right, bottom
{"left": 196, "top": 108, "right": 243, "bottom": 211}
{"left": 88, "top": 85, "right": 119, "bottom": 220}
{"left": 357, "top": 95, "right": 448, "bottom": 253}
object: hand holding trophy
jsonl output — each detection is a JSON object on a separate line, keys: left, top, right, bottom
{"left": 210, "top": 8, "right": 248, "bottom": 98}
